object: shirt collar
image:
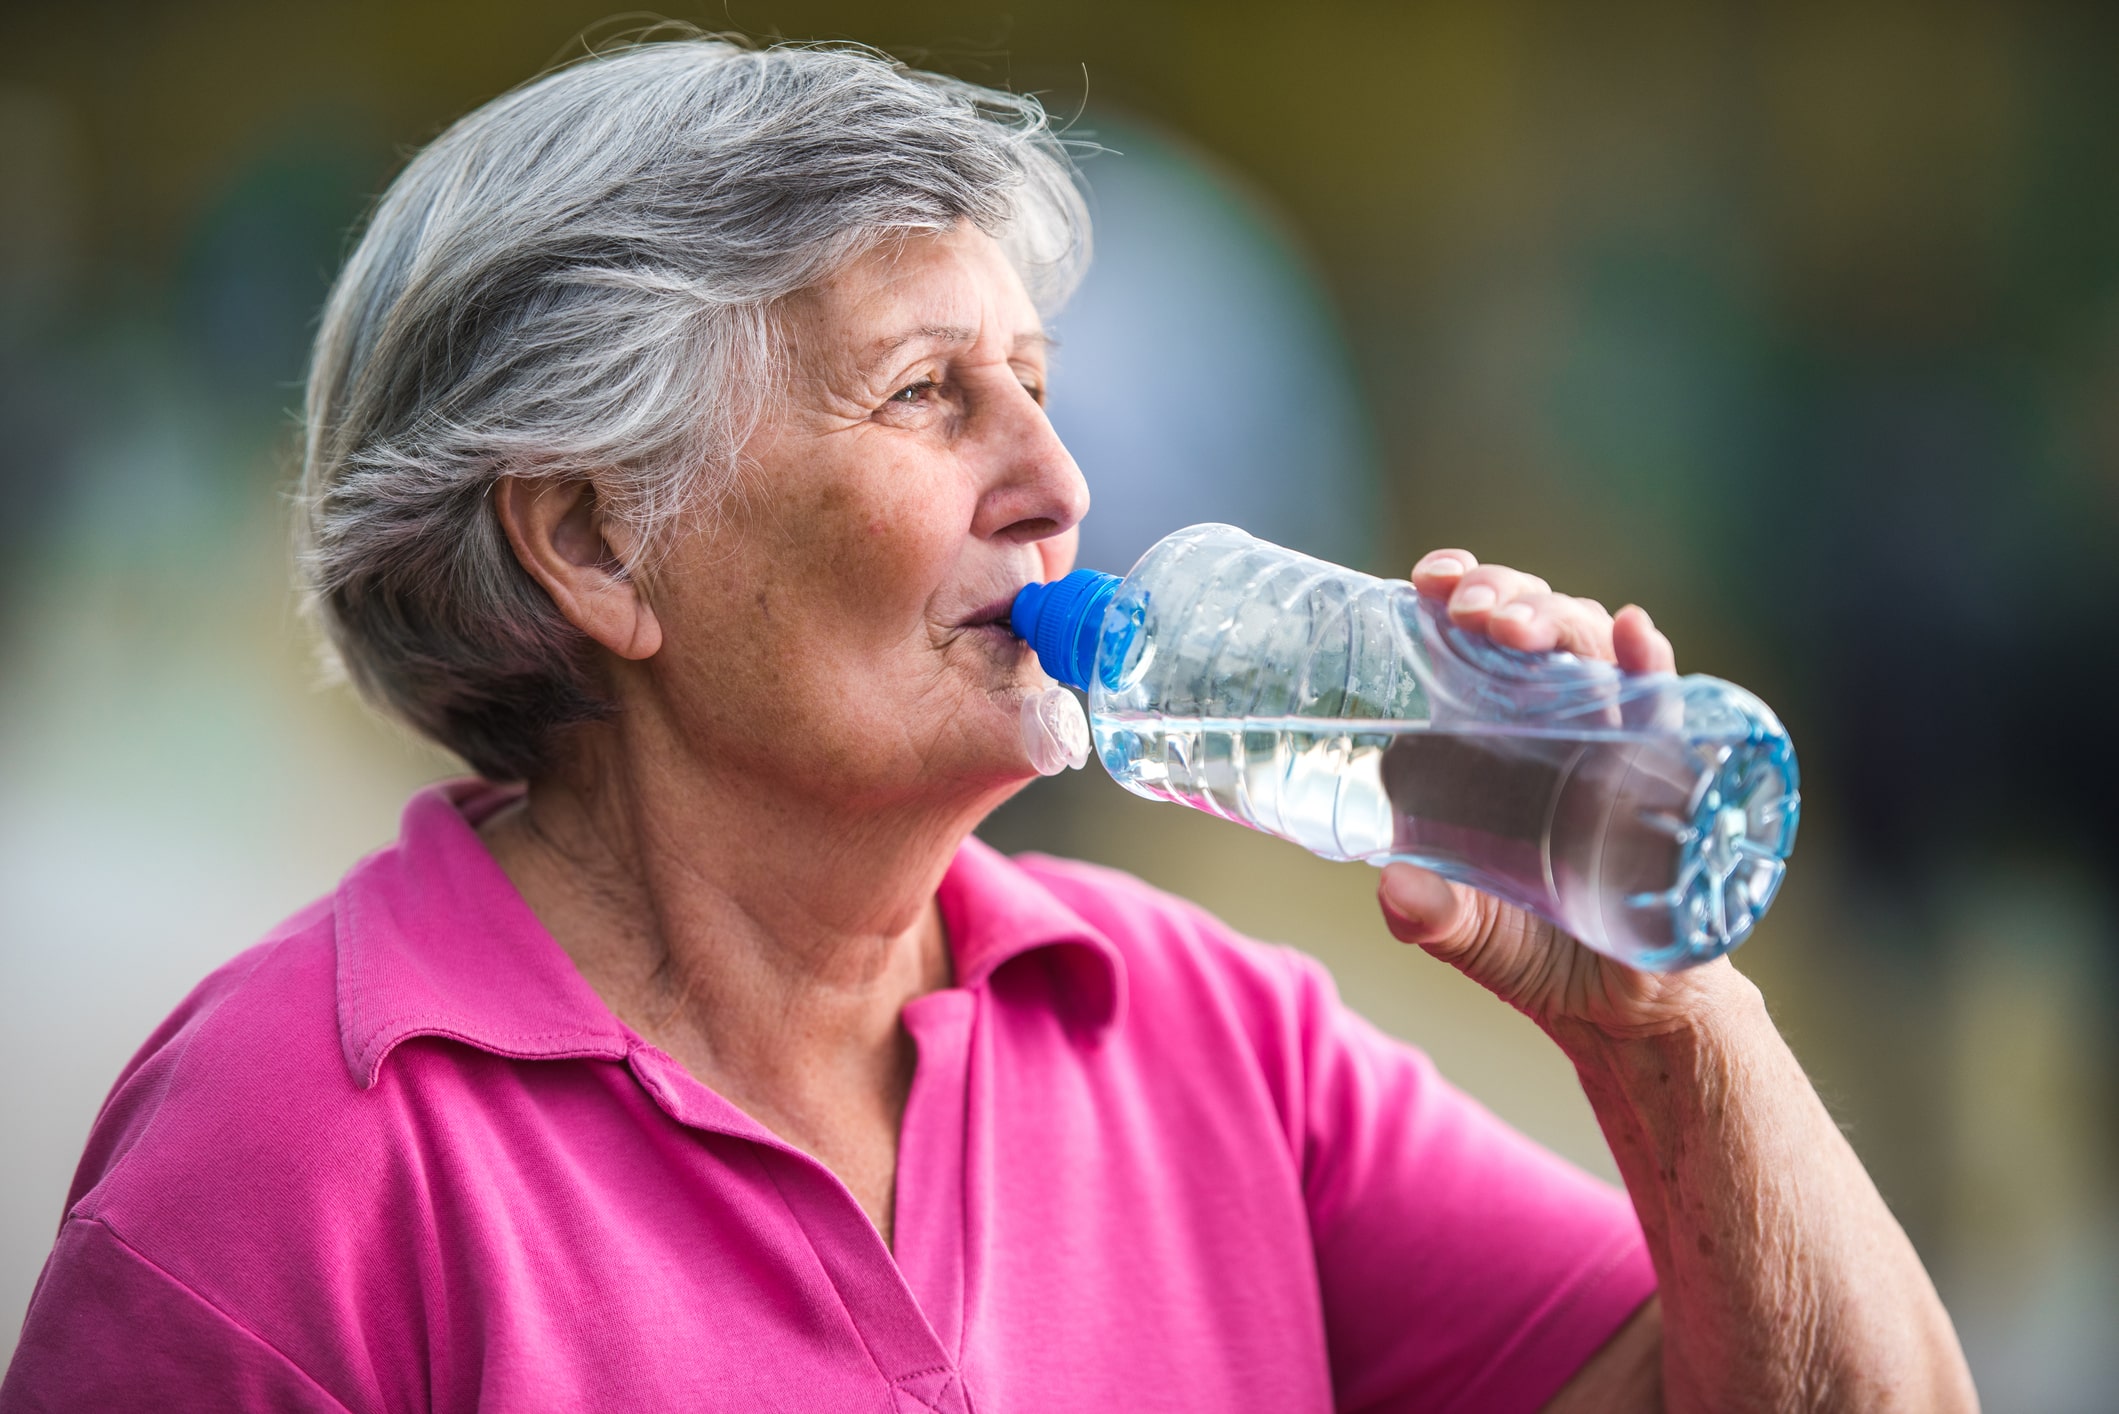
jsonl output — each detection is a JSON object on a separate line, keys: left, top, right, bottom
{"left": 936, "top": 835, "right": 1127, "bottom": 1037}
{"left": 334, "top": 783, "right": 1126, "bottom": 1088}
{"left": 334, "top": 781, "right": 631, "bottom": 1088}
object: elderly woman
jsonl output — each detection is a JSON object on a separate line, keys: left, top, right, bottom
{"left": 4, "top": 38, "right": 1971, "bottom": 1414}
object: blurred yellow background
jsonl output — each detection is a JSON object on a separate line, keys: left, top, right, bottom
{"left": 3, "top": 3, "right": 2116, "bottom": 1406}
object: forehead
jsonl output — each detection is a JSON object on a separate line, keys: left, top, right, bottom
{"left": 788, "top": 225, "right": 1047, "bottom": 370}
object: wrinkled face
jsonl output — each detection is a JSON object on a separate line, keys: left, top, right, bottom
{"left": 635, "top": 223, "right": 1088, "bottom": 809}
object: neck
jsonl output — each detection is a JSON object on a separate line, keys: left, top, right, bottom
{"left": 475, "top": 712, "right": 1020, "bottom": 1243}
{"left": 486, "top": 716, "right": 1007, "bottom": 1052}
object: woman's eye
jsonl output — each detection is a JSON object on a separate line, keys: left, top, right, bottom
{"left": 888, "top": 379, "right": 937, "bottom": 406}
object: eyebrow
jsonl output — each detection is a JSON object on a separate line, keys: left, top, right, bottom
{"left": 859, "top": 324, "right": 1055, "bottom": 375}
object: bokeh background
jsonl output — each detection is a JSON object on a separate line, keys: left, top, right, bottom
{"left": 4, "top": 3, "right": 2116, "bottom": 1405}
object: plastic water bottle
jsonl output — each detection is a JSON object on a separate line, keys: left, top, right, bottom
{"left": 1009, "top": 523, "right": 1800, "bottom": 971}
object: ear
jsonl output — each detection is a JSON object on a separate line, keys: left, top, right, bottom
{"left": 492, "top": 477, "right": 662, "bottom": 661}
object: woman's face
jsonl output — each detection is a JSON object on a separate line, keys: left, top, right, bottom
{"left": 635, "top": 223, "right": 1089, "bottom": 809}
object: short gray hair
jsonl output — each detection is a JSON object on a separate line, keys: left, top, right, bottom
{"left": 299, "top": 34, "right": 1090, "bottom": 780}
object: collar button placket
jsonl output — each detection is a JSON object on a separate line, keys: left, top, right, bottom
{"left": 893, "top": 1366, "right": 972, "bottom": 1414}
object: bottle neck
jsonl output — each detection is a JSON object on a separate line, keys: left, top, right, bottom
{"left": 1010, "top": 570, "right": 1121, "bottom": 690}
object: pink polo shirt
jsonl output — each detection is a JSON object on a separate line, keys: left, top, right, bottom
{"left": 5, "top": 782, "right": 1653, "bottom": 1412}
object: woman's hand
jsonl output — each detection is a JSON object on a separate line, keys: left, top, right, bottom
{"left": 1374, "top": 549, "right": 1748, "bottom": 1040}
{"left": 1385, "top": 552, "right": 1980, "bottom": 1413}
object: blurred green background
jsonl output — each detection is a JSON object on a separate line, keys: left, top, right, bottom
{"left": 3, "top": 3, "right": 2116, "bottom": 1405}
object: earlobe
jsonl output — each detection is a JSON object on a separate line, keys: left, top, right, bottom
{"left": 492, "top": 476, "right": 663, "bottom": 661}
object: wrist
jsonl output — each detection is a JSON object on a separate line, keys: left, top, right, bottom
{"left": 1544, "top": 959, "right": 1772, "bottom": 1076}
{"left": 1547, "top": 964, "right": 1787, "bottom": 1250}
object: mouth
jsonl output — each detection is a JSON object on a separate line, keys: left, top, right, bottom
{"left": 961, "top": 593, "right": 1022, "bottom": 633}
{"left": 953, "top": 589, "right": 1035, "bottom": 665}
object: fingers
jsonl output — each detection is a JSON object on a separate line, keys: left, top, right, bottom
{"left": 1411, "top": 549, "right": 1477, "bottom": 597}
{"left": 1446, "top": 565, "right": 1553, "bottom": 619}
{"left": 1411, "top": 551, "right": 1677, "bottom": 672}
{"left": 1612, "top": 604, "right": 1676, "bottom": 674}
{"left": 1452, "top": 576, "right": 1614, "bottom": 660}
{"left": 1412, "top": 551, "right": 1559, "bottom": 614}
{"left": 1481, "top": 591, "right": 1617, "bottom": 659}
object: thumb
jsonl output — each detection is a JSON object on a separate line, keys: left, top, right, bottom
{"left": 1377, "top": 863, "right": 1485, "bottom": 962}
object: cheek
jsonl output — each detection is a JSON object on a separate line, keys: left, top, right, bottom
{"left": 670, "top": 429, "right": 980, "bottom": 690}
{"left": 804, "top": 470, "right": 973, "bottom": 631}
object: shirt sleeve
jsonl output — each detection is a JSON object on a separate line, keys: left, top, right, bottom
{"left": 1, "top": 1218, "right": 353, "bottom": 1414}
{"left": 1285, "top": 953, "right": 1657, "bottom": 1414}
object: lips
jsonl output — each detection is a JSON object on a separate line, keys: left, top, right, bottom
{"left": 960, "top": 591, "right": 1025, "bottom": 632}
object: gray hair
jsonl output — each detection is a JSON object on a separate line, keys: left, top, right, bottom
{"left": 299, "top": 34, "right": 1090, "bottom": 780}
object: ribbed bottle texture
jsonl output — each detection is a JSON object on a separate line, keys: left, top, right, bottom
{"left": 1075, "top": 524, "right": 1800, "bottom": 971}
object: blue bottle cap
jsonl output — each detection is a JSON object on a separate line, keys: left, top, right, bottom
{"left": 1010, "top": 570, "right": 1121, "bottom": 691}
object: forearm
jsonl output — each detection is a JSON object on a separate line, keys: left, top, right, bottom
{"left": 1549, "top": 965, "right": 1977, "bottom": 1413}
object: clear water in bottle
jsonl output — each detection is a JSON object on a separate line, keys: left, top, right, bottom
{"left": 1010, "top": 524, "right": 1800, "bottom": 972}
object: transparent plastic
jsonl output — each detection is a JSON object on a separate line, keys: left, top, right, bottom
{"left": 1032, "top": 523, "right": 1801, "bottom": 971}
{"left": 1020, "top": 687, "right": 1092, "bottom": 776}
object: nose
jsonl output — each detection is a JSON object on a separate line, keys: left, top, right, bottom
{"left": 971, "top": 382, "right": 1090, "bottom": 548}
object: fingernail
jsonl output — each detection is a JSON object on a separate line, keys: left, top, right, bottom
{"left": 1379, "top": 864, "right": 1425, "bottom": 915}
{"left": 1380, "top": 863, "right": 1452, "bottom": 925}
{"left": 1491, "top": 601, "right": 1533, "bottom": 623}
{"left": 1453, "top": 584, "right": 1496, "bottom": 612}
{"left": 1418, "top": 554, "right": 1466, "bottom": 577}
